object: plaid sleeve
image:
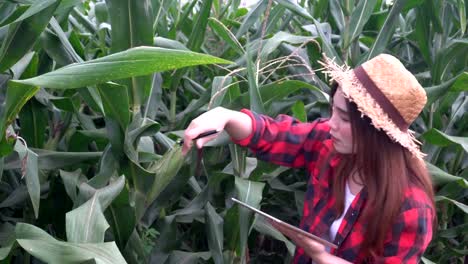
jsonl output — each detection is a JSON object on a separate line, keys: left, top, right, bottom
{"left": 376, "top": 206, "right": 434, "bottom": 264}
{"left": 231, "top": 109, "right": 330, "bottom": 168}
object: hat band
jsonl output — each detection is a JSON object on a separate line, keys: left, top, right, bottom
{"left": 353, "top": 66, "right": 409, "bottom": 131}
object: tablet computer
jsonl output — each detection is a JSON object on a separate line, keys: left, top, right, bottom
{"left": 231, "top": 197, "right": 338, "bottom": 249}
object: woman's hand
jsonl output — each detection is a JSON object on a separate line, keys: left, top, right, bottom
{"left": 182, "top": 107, "right": 252, "bottom": 155}
{"left": 268, "top": 220, "right": 328, "bottom": 262}
{"left": 182, "top": 107, "right": 228, "bottom": 155}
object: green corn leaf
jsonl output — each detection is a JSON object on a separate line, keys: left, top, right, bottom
{"left": 106, "top": 0, "right": 154, "bottom": 107}
{"left": 235, "top": 0, "right": 268, "bottom": 38}
{"left": 9, "top": 51, "right": 35, "bottom": 80}
{"left": 0, "top": 227, "right": 16, "bottom": 260}
{"left": 423, "top": 129, "right": 468, "bottom": 153}
{"left": 437, "top": 223, "right": 468, "bottom": 239}
{"left": 150, "top": 215, "right": 177, "bottom": 263}
{"left": 18, "top": 99, "right": 46, "bottom": 149}
{"left": 435, "top": 196, "right": 468, "bottom": 214}
{"left": 260, "top": 80, "right": 328, "bottom": 105}
{"left": 432, "top": 40, "right": 468, "bottom": 82}
{"left": 450, "top": 71, "right": 468, "bottom": 92}
{"left": 292, "top": 100, "right": 307, "bottom": 122}
{"left": 60, "top": 169, "right": 83, "bottom": 203}
{"left": 0, "top": 0, "right": 56, "bottom": 28}
{"left": 40, "top": 29, "right": 75, "bottom": 66}
{"left": 343, "top": 0, "right": 378, "bottom": 49}
{"left": 0, "top": 81, "right": 39, "bottom": 140}
{"left": 154, "top": 37, "right": 190, "bottom": 50}
{"left": 106, "top": 185, "right": 136, "bottom": 250}
{"left": 146, "top": 145, "right": 185, "bottom": 207}
{"left": 413, "top": 6, "right": 432, "bottom": 65}
{"left": 187, "top": 0, "right": 213, "bottom": 52}
{"left": 55, "top": 0, "right": 82, "bottom": 14}
{"left": 13, "top": 47, "right": 232, "bottom": 89}
{"left": 208, "top": 17, "right": 245, "bottom": 55}
{"left": 230, "top": 80, "right": 327, "bottom": 112}
{"left": 459, "top": 0, "right": 466, "bottom": 35}
{"left": 0, "top": 185, "right": 32, "bottom": 209}
{"left": 13, "top": 140, "right": 39, "bottom": 218}
{"left": 425, "top": 162, "right": 468, "bottom": 187}
{"left": 210, "top": 76, "right": 232, "bottom": 109}
{"left": 124, "top": 114, "right": 160, "bottom": 166}
{"left": 235, "top": 177, "right": 265, "bottom": 262}
{"left": 66, "top": 194, "right": 109, "bottom": 243}
{"left": 312, "top": 18, "right": 342, "bottom": 64}
{"left": 259, "top": 31, "right": 316, "bottom": 60}
{"left": 15, "top": 223, "right": 127, "bottom": 264}
{"left": 205, "top": 202, "right": 223, "bottom": 264}
{"left": 426, "top": 0, "right": 443, "bottom": 33}
{"left": 98, "top": 82, "right": 130, "bottom": 130}
{"left": 425, "top": 73, "right": 462, "bottom": 105}
{"left": 48, "top": 16, "right": 104, "bottom": 115}
{"left": 365, "top": 0, "right": 408, "bottom": 61}
{"left": 275, "top": 0, "right": 314, "bottom": 21}
{"left": 329, "top": 0, "right": 345, "bottom": 31}
{"left": 106, "top": 0, "right": 153, "bottom": 54}
{"left": 0, "top": 5, "right": 29, "bottom": 28}
{"left": 0, "top": 0, "right": 60, "bottom": 73}
{"left": 253, "top": 217, "right": 295, "bottom": 256}
{"left": 87, "top": 145, "right": 119, "bottom": 189}
{"left": 77, "top": 175, "right": 126, "bottom": 211}
{"left": 4, "top": 149, "right": 102, "bottom": 170}
{"left": 246, "top": 48, "right": 265, "bottom": 114}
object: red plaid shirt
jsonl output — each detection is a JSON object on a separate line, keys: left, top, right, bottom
{"left": 232, "top": 109, "right": 434, "bottom": 264}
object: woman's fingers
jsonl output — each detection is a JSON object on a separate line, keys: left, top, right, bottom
{"left": 182, "top": 126, "right": 221, "bottom": 155}
{"left": 182, "top": 140, "right": 193, "bottom": 156}
{"left": 181, "top": 107, "right": 230, "bottom": 155}
{"left": 182, "top": 124, "right": 202, "bottom": 155}
{"left": 195, "top": 133, "right": 219, "bottom": 149}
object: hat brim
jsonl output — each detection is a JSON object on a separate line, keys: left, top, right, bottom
{"left": 319, "top": 56, "right": 425, "bottom": 160}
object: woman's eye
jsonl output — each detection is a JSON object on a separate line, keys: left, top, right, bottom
{"left": 340, "top": 115, "right": 349, "bottom": 122}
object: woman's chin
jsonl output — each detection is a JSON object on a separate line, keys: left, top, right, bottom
{"left": 332, "top": 142, "right": 352, "bottom": 154}
{"left": 332, "top": 141, "right": 341, "bottom": 152}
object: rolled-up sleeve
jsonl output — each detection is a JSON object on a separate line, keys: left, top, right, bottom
{"left": 231, "top": 109, "right": 330, "bottom": 168}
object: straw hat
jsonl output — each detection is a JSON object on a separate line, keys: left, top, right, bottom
{"left": 320, "top": 54, "right": 427, "bottom": 159}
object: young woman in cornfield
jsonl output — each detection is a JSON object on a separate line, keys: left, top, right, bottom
{"left": 182, "top": 54, "right": 436, "bottom": 264}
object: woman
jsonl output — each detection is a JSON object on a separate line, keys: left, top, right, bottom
{"left": 182, "top": 54, "right": 436, "bottom": 263}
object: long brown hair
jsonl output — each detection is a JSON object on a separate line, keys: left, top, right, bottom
{"left": 330, "top": 84, "right": 435, "bottom": 257}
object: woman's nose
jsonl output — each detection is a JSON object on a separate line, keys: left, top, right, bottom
{"left": 329, "top": 112, "right": 338, "bottom": 131}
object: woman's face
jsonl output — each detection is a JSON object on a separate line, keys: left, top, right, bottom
{"left": 329, "top": 88, "right": 354, "bottom": 154}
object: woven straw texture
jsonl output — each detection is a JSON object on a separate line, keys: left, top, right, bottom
{"left": 320, "top": 54, "right": 427, "bottom": 159}
{"left": 361, "top": 54, "right": 427, "bottom": 124}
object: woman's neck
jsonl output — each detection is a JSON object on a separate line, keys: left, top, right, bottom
{"left": 348, "top": 170, "right": 364, "bottom": 195}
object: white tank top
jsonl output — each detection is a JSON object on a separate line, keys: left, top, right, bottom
{"left": 329, "top": 182, "right": 356, "bottom": 242}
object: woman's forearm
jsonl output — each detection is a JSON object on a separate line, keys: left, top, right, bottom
{"left": 223, "top": 108, "right": 252, "bottom": 140}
